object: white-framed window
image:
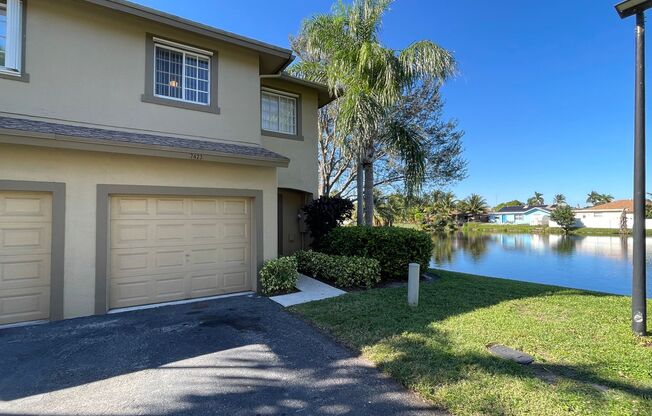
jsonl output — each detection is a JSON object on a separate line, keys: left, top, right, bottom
{"left": 154, "top": 39, "right": 211, "bottom": 105}
{"left": 514, "top": 214, "right": 524, "bottom": 221}
{"left": 0, "top": 0, "right": 23, "bottom": 74}
{"left": 261, "top": 88, "right": 298, "bottom": 135}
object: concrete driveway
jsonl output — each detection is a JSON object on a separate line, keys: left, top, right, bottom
{"left": 0, "top": 295, "right": 447, "bottom": 416}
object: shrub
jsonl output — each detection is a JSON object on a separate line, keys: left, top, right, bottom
{"left": 321, "top": 226, "right": 433, "bottom": 281}
{"left": 550, "top": 205, "right": 576, "bottom": 234}
{"left": 259, "top": 256, "right": 298, "bottom": 296}
{"left": 302, "top": 196, "right": 354, "bottom": 249}
{"left": 295, "top": 250, "right": 381, "bottom": 288}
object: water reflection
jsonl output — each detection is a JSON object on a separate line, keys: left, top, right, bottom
{"left": 431, "top": 233, "right": 650, "bottom": 296}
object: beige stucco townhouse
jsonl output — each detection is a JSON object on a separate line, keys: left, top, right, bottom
{"left": 0, "top": 0, "right": 334, "bottom": 325}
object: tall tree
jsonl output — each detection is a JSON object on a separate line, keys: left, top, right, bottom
{"left": 586, "top": 191, "right": 614, "bottom": 206}
{"left": 316, "top": 80, "right": 466, "bottom": 199}
{"left": 290, "top": 0, "right": 455, "bottom": 225}
{"left": 553, "top": 194, "right": 566, "bottom": 205}
{"left": 459, "top": 194, "right": 488, "bottom": 216}
{"left": 527, "top": 192, "right": 544, "bottom": 206}
{"left": 494, "top": 200, "right": 523, "bottom": 211}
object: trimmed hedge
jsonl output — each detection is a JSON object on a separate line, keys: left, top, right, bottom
{"left": 320, "top": 226, "right": 433, "bottom": 281}
{"left": 295, "top": 250, "right": 381, "bottom": 288}
{"left": 259, "top": 256, "right": 298, "bottom": 295}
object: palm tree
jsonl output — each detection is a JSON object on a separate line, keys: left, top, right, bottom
{"left": 586, "top": 191, "right": 613, "bottom": 206}
{"left": 460, "top": 194, "right": 488, "bottom": 220}
{"left": 586, "top": 191, "right": 601, "bottom": 206}
{"left": 290, "top": 0, "right": 455, "bottom": 225}
{"left": 553, "top": 194, "right": 566, "bottom": 205}
{"left": 527, "top": 191, "right": 544, "bottom": 206}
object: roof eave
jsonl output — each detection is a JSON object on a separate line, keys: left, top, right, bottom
{"left": 278, "top": 73, "right": 338, "bottom": 107}
{"left": 0, "top": 128, "right": 290, "bottom": 168}
{"left": 83, "top": 0, "right": 293, "bottom": 75}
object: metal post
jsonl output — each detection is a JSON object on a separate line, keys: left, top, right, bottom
{"left": 356, "top": 161, "right": 364, "bottom": 226}
{"left": 633, "top": 12, "right": 647, "bottom": 336}
{"left": 408, "top": 263, "right": 420, "bottom": 306}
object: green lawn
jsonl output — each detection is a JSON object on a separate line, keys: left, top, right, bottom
{"left": 462, "top": 222, "right": 652, "bottom": 236}
{"left": 291, "top": 270, "right": 652, "bottom": 415}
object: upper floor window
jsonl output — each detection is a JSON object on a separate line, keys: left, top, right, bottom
{"left": 154, "top": 39, "right": 211, "bottom": 105}
{"left": 261, "top": 89, "right": 298, "bottom": 136}
{"left": 0, "top": 0, "right": 23, "bottom": 75}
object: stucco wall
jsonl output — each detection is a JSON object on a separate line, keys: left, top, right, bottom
{"left": 260, "top": 78, "right": 319, "bottom": 196}
{"left": 0, "top": 0, "right": 262, "bottom": 145}
{"left": 0, "top": 143, "right": 278, "bottom": 319}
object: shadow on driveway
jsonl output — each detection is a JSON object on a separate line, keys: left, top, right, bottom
{"left": 0, "top": 295, "right": 446, "bottom": 415}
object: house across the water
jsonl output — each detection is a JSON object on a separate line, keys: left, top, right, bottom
{"left": 489, "top": 205, "right": 552, "bottom": 225}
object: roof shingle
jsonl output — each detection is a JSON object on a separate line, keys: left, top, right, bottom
{"left": 0, "top": 116, "right": 289, "bottom": 165}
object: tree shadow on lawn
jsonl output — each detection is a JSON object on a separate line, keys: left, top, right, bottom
{"left": 293, "top": 272, "right": 652, "bottom": 413}
{"left": 373, "top": 327, "right": 652, "bottom": 407}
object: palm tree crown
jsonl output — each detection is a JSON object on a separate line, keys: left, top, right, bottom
{"left": 290, "top": 0, "right": 455, "bottom": 225}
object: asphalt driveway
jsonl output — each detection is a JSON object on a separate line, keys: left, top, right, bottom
{"left": 0, "top": 295, "right": 446, "bottom": 415}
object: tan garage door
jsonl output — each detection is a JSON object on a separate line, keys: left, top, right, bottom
{"left": 0, "top": 192, "right": 52, "bottom": 325}
{"left": 109, "top": 195, "right": 252, "bottom": 309}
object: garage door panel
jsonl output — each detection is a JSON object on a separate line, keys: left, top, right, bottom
{"left": 222, "top": 221, "right": 249, "bottom": 242}
{"left": 112, "top": 197, "right": 150, "bottom": 217}
{"left": 189, "top": 247, "right": 219, "bottom": 267}
{"left": 190, "top": 199, "right": 220, "bottom": 216}
{"left": 110, "top": 273, "right": 188, "bottom": 309}
{"left": 111, "top": 249, "right": 150, "bottom": 276}
{"left": 222, "top": 245, "right": 249, "bottom": 267}
{"left": 156, "top": 223, "right": 187, "bottom": 243}
{"left": 109, "top": 196, "right": 252, "bottom": 309}
{"left": 189, "top": 272, "right": 220, "bottom": 298}
{"left": 155, "top": 249, "right": 186, "bottom": 269}
{"left": 224, "top": 271, "right": 248, "bottom": 291}
{"left": 223, "top": 199, "right": 248, "bottom": 216}
{"left": 0, "top": 192, "right": 52, "bottom": 222}
{"left": 190, "top": 222, "right": 220, "bottom": 242}
{"left": 0, "top": 255, "right": 50, "bottom": 290}
{"left": 0, "top": 223, "right": 51, "bottom": 255}
{"left": 0, "top": 287, "right": 50, "bottom": 325}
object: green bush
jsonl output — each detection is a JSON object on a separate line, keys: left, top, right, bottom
{"left": 259, "top": 256, "right": 298, "bottom": 295}
{"left": 295, "top": 250, "right": 381, "bottom": 288}
{"left": 320, "top": 226, "right": 433, "bottom": 281}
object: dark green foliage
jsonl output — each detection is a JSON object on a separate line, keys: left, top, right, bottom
{"left": 321, "top": 226, "right": 433, "bottom": 281}
{"left": 550, "top": 205, "right": 576, "bottom": 234}
{"left": 303, "top": 196, "right": 354, "bottom": 249}
{"left": 295, "top": 250, "right": 381, "bottom": 288}
{"left": 259, "top": 256, "right": 298, "bottom": 296}
{"left": 493, "top": 200, "right": 523, "bottom": 212}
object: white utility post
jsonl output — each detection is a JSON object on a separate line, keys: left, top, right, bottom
{"left": 408, "top": 263, "right": 420, "bottom": 306}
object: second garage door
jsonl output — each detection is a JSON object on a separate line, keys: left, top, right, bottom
{"left": 109, "top": 195, "right": 252, "bottom": 309}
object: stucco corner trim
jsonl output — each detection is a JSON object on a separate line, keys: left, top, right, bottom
{"left": 94, "top": 185, "right": 265, "bottom": 315}
{"left": 0, "top": 180, "right": 65, "bottom": 321}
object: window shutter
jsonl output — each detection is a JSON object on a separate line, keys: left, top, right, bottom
{"left": 5, "top": 0, "right": 22, "bottom": 71}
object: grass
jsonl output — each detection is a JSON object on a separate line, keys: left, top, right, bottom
{"left": 461, "top": 222, "right": 652, "bottom": 236}
{"left": 291, "top": 270, "right": 652, "bottom": 416}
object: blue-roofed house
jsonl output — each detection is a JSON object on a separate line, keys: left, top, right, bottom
{"left": 488, "top": 205, "right": 552, "bottom": 225}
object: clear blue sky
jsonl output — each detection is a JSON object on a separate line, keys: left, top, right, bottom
{"left": 133, "top": 0, "right": 644, "bottom": 208}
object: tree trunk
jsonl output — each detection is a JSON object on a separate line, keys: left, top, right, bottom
{"left": 363, "top": 158, "right": 374, "bottom": 226}
{"left": 356, "top": 161, "right": 364, "bottom": 225}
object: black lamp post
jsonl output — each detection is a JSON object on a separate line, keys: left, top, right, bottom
{"left": 615, "top": 0, "right": 652, "bottom": 336}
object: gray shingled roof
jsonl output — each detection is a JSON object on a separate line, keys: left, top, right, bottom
{"left": 496, "top": 204, "right": 550, "bottom": 214}
{"left": 0, "top": 116, "right": 289, "bottom": 165}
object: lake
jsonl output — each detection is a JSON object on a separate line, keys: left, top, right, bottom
{"left": 430, "top": 233, "right": 652, "bottom": 297}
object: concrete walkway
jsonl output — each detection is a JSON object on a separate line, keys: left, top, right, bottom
{"left": 270, "top": 274, "right": 347, "bottom": 307}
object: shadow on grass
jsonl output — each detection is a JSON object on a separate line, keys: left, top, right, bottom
{"left": 292, "top": 270, "right": 652, "bottom": 414}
